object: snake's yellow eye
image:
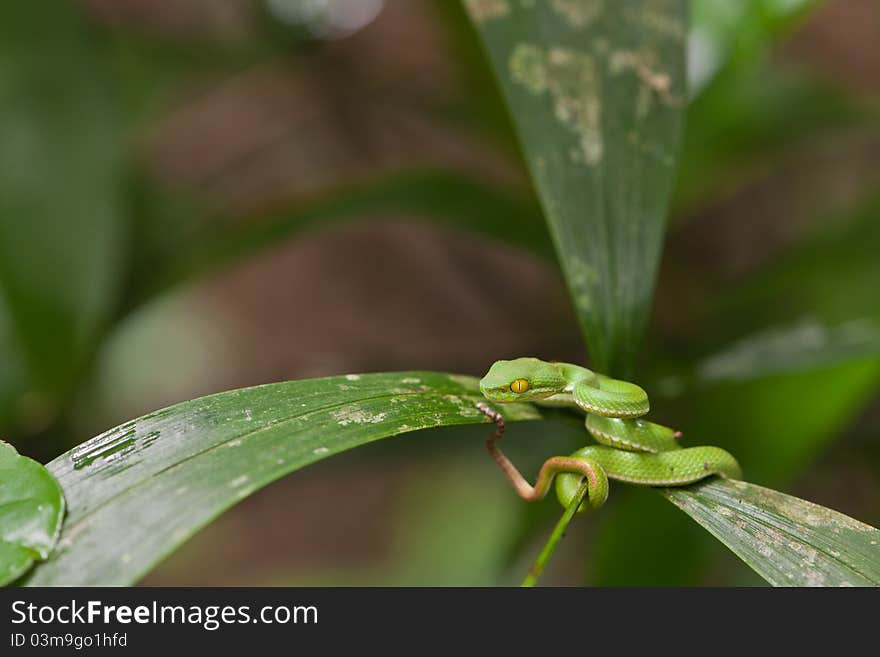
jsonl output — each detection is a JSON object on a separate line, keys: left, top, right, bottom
{"left": 510, "top": 378, "right": 529, "bottom": 394}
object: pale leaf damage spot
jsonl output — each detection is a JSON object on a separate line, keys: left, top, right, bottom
{"left": 550, "top": 0, "right": 602, "bottom": 28}
{"left": 609, "top": 49, "right": 674, "bottom": 117}
{"left": 332, "top": 405, "right": 388, "bottom": 426}
{"left": 625, "top": 6, "right": 685, "bottom": 42}
{"left": 763, "top": 495, "right": 875, "bottom": 533}
{"left": 510, "top": 44, "right": 602, "bottom": 165}
{"left": 464, "top": 0, "right": 509, "bottom": 22}
{"left": 448, "top": 374, "right": 479, "bottom": 390}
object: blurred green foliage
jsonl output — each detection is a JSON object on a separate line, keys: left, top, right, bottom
{"left": 0, "top": 2, "right": 125, "bottom": 428}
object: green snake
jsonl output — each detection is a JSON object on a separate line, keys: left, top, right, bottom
{"left": 477, "top": 357, "right": 741, "bottom": 513}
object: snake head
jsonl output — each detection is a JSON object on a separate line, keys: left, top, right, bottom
{"left": 479, "top": 358, "right": 566, "bottom": 403}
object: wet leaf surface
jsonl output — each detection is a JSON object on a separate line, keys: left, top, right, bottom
{"left": 24, "top": 372, "right": 538, "bottom": 585}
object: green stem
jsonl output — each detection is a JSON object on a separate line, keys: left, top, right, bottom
{"left": 521, "top": 479, "right": 589, "bottom": 587}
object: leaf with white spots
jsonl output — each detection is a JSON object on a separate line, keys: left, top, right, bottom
{"left": 22, "top": 372, "right": 540, "bottom": 585}
{"left": 664, "top": 478, "right": 880, "bottom": 586}
{"left": 467, "top": 0, "right": 687, "bottom": 376}
{"left": 0, "top": 441, "right": 65, "bottom": 585}
{"left": 16, "top": 369, "right": 880, "bottom": 586}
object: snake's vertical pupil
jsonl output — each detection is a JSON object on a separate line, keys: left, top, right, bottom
{"left": 511, "top": 378, "right": 529, "bottom": 393}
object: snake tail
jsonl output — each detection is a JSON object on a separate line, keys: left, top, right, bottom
{"left": 477, "top": 402, "right": 609, "bottom": 512}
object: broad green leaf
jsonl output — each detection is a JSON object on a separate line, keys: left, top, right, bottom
{"left": 466, "top": 0, "right": 686, "bottom": 376}
{"left": 664, "top": 478, "right": 880, "bottom": 586}
{"left": 656, "top": 318, "right": 880, "bottom": 393}
{"left": 23, "top": 369, "right": 878, "bottom": 586}
{"left": 132, "top": 171, "right": 550, "bottom": 305}
{"left": 0, "top": 441, "right": 65, "bottom": 585}
{"left": 24, "top": 373, "right": 539, "bottom": 586}
{"left": 0, "top": 1, "right": 126, "bottom": 407}
{"left": 695, "top": 319, "right": 880, "bottom": 383}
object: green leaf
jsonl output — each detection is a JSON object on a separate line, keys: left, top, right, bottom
{"left": 695, "top": 320, "right": 880, "bottom": 382}
{"left": 0, "top": 441, "right": 65, "bottom": 585}
{"left": 24, "top": 372, "right": 539, "bottom": 586}
{"left": 20, "top": 370, "right": 878, "bottom": 586}
{"left": 466, "top": 0, "right": 686, "bottom": 376}
{"left": 0, "top": 2, "right": 126, "bottom": 405}
{"left": 664, "top": 478, "right": 880, "bottom": 586}
{"left": 658, "top": 318, "right": 880, "bottom": 393}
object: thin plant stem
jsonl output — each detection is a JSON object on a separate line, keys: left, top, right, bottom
{"left": 521, "top": 479, "right": 589, "bottom": 587}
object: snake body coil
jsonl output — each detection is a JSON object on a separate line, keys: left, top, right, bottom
{"left": 478, "top": 358, "right": 741, "bottom": 512}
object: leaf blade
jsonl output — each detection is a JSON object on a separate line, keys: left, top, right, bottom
{"left": 0, "top": 441, "right": 65, "bottom": 585}
{"left": 467, "top": 0, "right": 687, "bottom": 375}
{"left": 24, "top": 372, "right": 539, "bottom": 586}
{"left": 664, "top": 478, "right": 880, "bottom": 586}
{"left": 0, "top": 1, "right": 126, "bottom": 402}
